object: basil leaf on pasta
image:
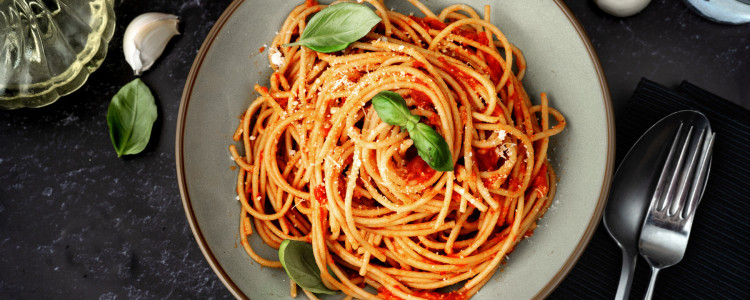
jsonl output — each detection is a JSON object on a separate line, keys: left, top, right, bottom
{"left": 371, "top": 91, "right": 453, "bottom": 172}
{"left": 279, "top": 239, "right": 336, "bottom": 295}
{"left": 106, "top": 78, "right": 158, "bottom": 157}
{"left": 283, "top": 3, "right": 381, "bottom": 53}
{"left": 372, "top": 91, "right": 420, "bottom": 127}
{"left": 410, "top": 123, "right": 454, "bottom": 172}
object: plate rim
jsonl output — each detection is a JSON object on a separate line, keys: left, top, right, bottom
{"left": 175, "top": 1, "right": 615, "bottom": 299}
{"left": 176, "top": 0, "right": 247, "bottom": 298}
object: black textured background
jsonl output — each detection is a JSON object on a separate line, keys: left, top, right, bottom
{"left": 549, "top": 79, "right": 750, "bottom": 299}
{"left": 1, "top": 0, "right": 749, "bottom": 299}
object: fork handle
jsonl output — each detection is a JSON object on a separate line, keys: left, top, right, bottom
{"left": 644, "top": 266, "right": 662, "bottom": 300}
{"left": 615, "top": 251, "right": 637, "bottom": 300}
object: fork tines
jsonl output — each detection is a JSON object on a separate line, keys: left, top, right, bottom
{"left": 650, "top": 123, "right": 715, "bottom": 220}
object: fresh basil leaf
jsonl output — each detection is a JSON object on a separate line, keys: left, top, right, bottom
{"left": 279, "top": 240, "right": 336, "bottom": 295}
{"left": 106, "top": 78, "right": 158, "bottom": 157}
{"left": 410, "top": 123, "right": 454, "bottom": 172}
{"left": 372, "top": 91, "right": 419, "bottom": 127}
{"left": 283, "top": 3, "right": 381, "bottom": 53}
{"left": 371, "top": 91, "right": 453, "bottom": 172}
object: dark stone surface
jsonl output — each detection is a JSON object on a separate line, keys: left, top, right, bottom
{"left": 1, "top": 0, "right": 234, "bottom": 299}
{"left": 552, "top": 1, "right": 749, "bottom": 299}
{"left": 564, "top": 0, "right": 749, "bottom": 115}
{"left": 0, "top": 0, "right": 747, "bottom": 299}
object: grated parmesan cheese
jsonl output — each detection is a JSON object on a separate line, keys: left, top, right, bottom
{"left": 269, "top": 47, "right": 285, "bottom": 68}
{"left": 495, "top": 130, "right": 507, "bottom": 141}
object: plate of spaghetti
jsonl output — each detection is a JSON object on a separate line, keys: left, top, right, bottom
{"left": 177, "top": 0, "right": 614, "bottom": 299}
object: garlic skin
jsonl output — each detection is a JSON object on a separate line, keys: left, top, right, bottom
{"left": 595, "top": 0, "right": 651, "bottom": 18}
{"left": 123, "top": 13, "right": 180, "bottom": 76}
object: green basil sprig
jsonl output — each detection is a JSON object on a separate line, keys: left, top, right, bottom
{"left": 283, "top": 3, "right": 381, "bottom": 53}
{"left": 372, "top": 91, "right": 454, "bottom": 172}
{"left": 106, "top": 78, "right": 158, "bottom": 157}
{"left": 279, "top": 239, "right": 336, "bottom": 295}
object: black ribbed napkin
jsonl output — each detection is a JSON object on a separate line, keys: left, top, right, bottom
{"left": 549, "top": 79, "right": 750, "bottom": 299}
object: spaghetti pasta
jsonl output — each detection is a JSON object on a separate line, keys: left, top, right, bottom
{"left": 230, "top": 0, "right": 566, "bottom": 299}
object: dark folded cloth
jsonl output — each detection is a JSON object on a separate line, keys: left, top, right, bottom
{"left": 550, "top": 79, "right": 750, "bottom": 299}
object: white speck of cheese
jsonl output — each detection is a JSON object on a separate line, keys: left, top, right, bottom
{"left": 495, "top": 130, "right": 507, "bottom": 141}
{"left": 269, "top": 47, "right": 285, "bottom": 68}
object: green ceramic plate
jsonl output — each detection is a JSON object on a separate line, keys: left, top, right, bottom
{"left": 177, "top": 1, "right": 614, "bottom": 299}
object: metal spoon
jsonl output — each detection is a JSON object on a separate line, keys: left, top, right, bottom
{"left": 603, "top": 110, "right": 706, "bottom": 300}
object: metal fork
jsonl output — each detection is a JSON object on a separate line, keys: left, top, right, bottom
{"left": 638, "top": 122, "right": 716, "bottom": 300}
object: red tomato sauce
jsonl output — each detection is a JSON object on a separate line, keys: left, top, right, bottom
{"left": 403, "top": 155, "right": 436, "bottom": 184}
{"left": 423, "top": 17, "right": 447, "bottom": 30}
{"left": 408, "top": 90, "right": 441, "bottom": 126}
{"left": 454, "top": 28, "right": 489, "bottom": 46}
{"left": 531, "top": 163, "right": 549, "bottom": 198}
{"left": 410, "top": 90, "right": 433, "bottom": 108}
{"left": 321, "top": 123, "right": 332, "bottom": 137}
{"left": 314, "top": 185, "right": 327, "bottom": 205}
{"left": 410, "top": 14, "right": 505, "bottom": 88}
{"left": 507, "top": 177, "right": 521, "bottom": 192}
{"left": 437, "top": 57, "right": 481, "bottom": 89}
{"left": 426, "top": 112, "right": 441, "bottom": 127}
{"left": 474, "top": 147, "right": 503, "bottom": 172}
{"left": 491, "top": 100, "right": 505, "bottom": 116}
{"left": 411, "top": 61, "right": 427, "bottom": 70}
{"left": 484, "top": 52, "right": 502, "bottom": 84}
{"left": 408, "top": 15, "right": 428, "bottom": 29}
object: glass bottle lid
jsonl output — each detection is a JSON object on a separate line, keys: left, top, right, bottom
{"left": 0, "top": 0, "right": 116, "bottom": 109}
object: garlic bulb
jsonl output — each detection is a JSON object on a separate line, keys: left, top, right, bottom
{"left": 123, "top": 13, "right": 180, "bottom": 75}
{"left": 595, "top": 0, "right": 651, "bottom": 18}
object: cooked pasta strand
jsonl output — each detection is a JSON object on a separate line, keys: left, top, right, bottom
{"left": 229, "top": 1, "right": 566, "bottom": 299}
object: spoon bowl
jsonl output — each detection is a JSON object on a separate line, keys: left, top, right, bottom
{"left": 603, "top": 110, "right": 707, "bottom": 300}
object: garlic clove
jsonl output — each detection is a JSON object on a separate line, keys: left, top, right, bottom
{"left": 123, "top": 13, "right": 180, "bottom": 76}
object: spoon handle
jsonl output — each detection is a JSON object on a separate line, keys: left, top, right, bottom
{"left": 643, "top": 266, "right": 661, "bottom": 300}
{"left": 615, "top": 250, "right": 637, "bottom": 300}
